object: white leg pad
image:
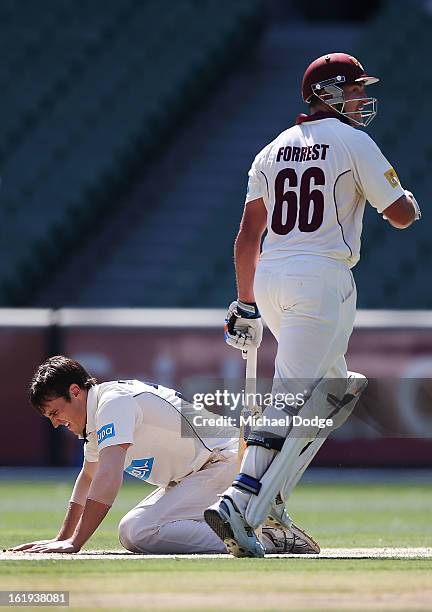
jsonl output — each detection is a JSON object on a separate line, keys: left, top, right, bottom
{"left": 245, "top": 372, "right": 367, "bottom": 528}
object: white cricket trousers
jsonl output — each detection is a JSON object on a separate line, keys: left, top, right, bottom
{"left": 118, "top": 447, "right": 238, "bottom": 554}
{"left": 254, "top": 255, "right": 357, "bottom": 381}
{"left": 223, "top": 255, "right": 358, "bottom": 516}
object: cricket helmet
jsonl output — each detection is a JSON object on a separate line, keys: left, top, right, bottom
{"left": 302, "top": 53, "right": 380, "bottom": 126}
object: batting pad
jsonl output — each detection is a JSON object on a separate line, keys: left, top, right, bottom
{"left": 245, "top": 372, "right": 368, "bottom": 528}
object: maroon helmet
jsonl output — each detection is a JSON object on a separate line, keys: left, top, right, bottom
{"left": 302, "top": 53, "right": 380, "bottom": 126}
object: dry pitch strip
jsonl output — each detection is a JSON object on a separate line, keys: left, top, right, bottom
{"left": 1, "top": 548, "right": 431, "bottom": 560}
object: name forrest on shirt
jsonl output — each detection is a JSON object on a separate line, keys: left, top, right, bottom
{"left": 276, "top": 143, "right": 330, "bottom": 163}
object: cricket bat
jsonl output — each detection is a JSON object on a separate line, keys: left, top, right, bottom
{"left": 238, "top": 346, "right": 259, "bottom": 466}
{"left": 238, "top": 346, "right": 263, "bottom": 539}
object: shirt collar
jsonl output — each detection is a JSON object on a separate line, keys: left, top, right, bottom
{"left": 81, "top": 384, "right": 99, "bottom": 439}
{"left": 296, "top": 111, "right": 351, "bottom": 126}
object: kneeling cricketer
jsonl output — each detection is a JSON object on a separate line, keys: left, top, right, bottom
{"left": 10, "top": 356, "right": 318, "bottom": 555}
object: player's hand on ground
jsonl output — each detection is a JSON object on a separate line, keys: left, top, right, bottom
{"left": 9, "top": 538, "right": 58, "bottom": 552}
{"left": 224, "top": 300, "right": 263, "bottom": 350}
{"left": 24, "top": 539, "right": 80, "bottom": 554}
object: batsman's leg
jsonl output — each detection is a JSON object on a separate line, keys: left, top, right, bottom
{"left": 238, "top": 260, "right": 357, "bottom": 530}
{"left": 204, "top": 373, "right": 363, "bottom": 555}
{"left": 277, "top": 366, "right": 364, "bottom": 503}
{"left": 207, "top": 260, "right": 357, "bottom": 555}
{"left": 245, "top": 371, "right": 367, "bottom": 528}
{"left": 204, "top": 347, "right": 266, "bottom": 558}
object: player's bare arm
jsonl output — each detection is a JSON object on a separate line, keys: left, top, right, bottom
{"left": 234, "top": 197, "right": 267, "bottom": 302}
{"left": 224, "top": 198, "right": 267, "bottom": 351}
{"left": 24, "top": 445, "right": 129, "bottom": 554}
{"left": 57, "top": 459, "right": 99, "bottom": 538}
{"left": 383, "top": 192, "right": 420, "bottom": 229}
{"left": 9, "top": 459, "right": 98, "bottom": 552}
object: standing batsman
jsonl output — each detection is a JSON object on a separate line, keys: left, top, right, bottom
{"left": 205, "top": 52, "right": 421, "bottom": 557}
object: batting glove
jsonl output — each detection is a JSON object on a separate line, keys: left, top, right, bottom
{"left": 224, "top": 300, "right": 263, "bottom": 350}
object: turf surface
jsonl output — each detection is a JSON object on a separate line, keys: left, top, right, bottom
{"left": 1, "top": 479, "right": 431, "bottom": 610}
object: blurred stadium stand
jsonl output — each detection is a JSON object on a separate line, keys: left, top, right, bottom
{"left": 0, "top": 0, "right": 429, "bottom": 308}
{"left": 0, "top": 0, "right": 263, "bottom": 306}
{"left": 352, "top": 0, "right": 432, "bottom": 307}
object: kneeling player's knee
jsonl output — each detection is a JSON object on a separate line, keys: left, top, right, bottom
{"left": 118, "top": 514, "right": 138, "bottom": 552}
{"left": 118, "top": 512, "right": 159, "bottom": 553}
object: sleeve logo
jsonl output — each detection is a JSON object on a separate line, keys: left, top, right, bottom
{"left": 125, "top": 458, "right": 154, "bottom": 481}
{"left": 384, "top": 168, "right": 400, "bottom": 188}
{"left": 97, "top": 423, "right": 116, "bottom": 445}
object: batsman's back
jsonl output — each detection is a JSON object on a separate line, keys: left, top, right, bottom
{"left": 246, "top": 117, "right": 405, "bottom": 268}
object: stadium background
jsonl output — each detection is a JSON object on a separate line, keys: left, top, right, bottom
{"left": 1, "top": 0, "right": 431, "bottom": 471}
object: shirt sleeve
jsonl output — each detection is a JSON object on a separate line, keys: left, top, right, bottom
{"left": 245, "top": 156, "right": 266, "bottom": 204}
{"left": 95, "top": 395, "right": 136, "bottom": 451}
{"left": 84, "top": 433, "right": 99, "bottom": 462}
{"left": 351, "top": 132, "right": 405, "bottom": 213}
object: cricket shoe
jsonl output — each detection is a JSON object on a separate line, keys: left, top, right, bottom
{"left": 204, "top": 496, "right": 265, "bottom": 558}
{"left": 264, "top": 496, "right": 320, "bottom": 554}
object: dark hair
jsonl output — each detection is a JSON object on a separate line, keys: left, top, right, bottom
{"left": 29, "top": 355, "right": 97, "bottom": 414}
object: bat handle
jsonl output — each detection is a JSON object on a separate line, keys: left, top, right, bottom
{"left": 245, "top": 346, "right": 257, "bottom": 385}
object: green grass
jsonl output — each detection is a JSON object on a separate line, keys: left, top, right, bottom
{"left": 1, "top": 479, "right": 431, "bottom": 611}
{"left": 1, "top": 480, "right": 431, "bottom": 549}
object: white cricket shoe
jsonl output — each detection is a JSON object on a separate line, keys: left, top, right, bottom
{"left": 265, "top": 497, "right": 320, "bottom": 554}
{"left": 204, "top": 496, "right": 265, "bottom": 558}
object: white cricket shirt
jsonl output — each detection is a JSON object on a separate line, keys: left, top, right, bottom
{"left": 246, "top": 115, "right": 405, "bottom": 268}
{"left": 84, "top": 381, "right": 236, "bottom": 486}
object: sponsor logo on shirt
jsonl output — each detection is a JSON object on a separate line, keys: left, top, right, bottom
{"left": 125, "top": 457, "right": 154, "bottom": 481}
{"left": 384, "top": 168, "right": 400, "bottom": 188}
{"left": 97, "top": 423, "right": 116, "bottom": 445}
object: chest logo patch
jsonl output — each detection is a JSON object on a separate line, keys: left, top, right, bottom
{"left": 125, "top": 457, "right": 155, "bottom": 481}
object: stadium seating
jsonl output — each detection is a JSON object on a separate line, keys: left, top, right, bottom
{"left": 353, "top": 0, "right": 431, "bottom": 307}
{"left": 128, "top": 0, "right": 432, "bottom": 310}
{"left": 0, "top": 0, "right": 263, "bottom": 305}
{"left": 17, "top": 0, "right": 431, "bottom": 309}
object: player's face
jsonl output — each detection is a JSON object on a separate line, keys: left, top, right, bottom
{"left": 42, "top": 385, "right": 87, "bottom": 436}
{"left": 343, "top": 83, "right": 368, "bottom": 124}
